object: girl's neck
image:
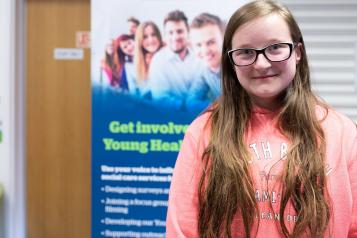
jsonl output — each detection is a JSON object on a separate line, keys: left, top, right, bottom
{"left": 251, "top": 97, "right": 281, "bottom": 112}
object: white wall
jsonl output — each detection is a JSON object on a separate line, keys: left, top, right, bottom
{"left": 0, "top": 0, "right": 26, "bottom": 237}
{"left": 282, "top": 0, "right": 357, "bottom": 121}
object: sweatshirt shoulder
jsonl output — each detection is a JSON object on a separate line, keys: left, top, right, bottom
{"left": 185, "top": 111, "right": 212, "bottom": 142}
{"left": 319, "top": 106, "right": 357, "bottom": 134}
{"left": 319, "top": 106, "right": 357, "bottom": 163}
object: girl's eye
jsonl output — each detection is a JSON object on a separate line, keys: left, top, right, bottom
{"left": 238, "top": 49, "right": 254, "bottom": 55}
{"left": 267, "top": 44, "right": 285, "bottom": 52}
{"left": 269, "top": 44, "right": 281, "bottom": 50}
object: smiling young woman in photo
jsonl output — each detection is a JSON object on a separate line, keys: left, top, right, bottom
{"left": 134, "top": 21, "right": 163, "bottom": 84}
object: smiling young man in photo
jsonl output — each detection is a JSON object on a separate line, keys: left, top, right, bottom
{"left": 186, "top": 13, "right": 225, "bottom": 111}
{"left": 147, "top": 10, "right": 200, "bottom": 110}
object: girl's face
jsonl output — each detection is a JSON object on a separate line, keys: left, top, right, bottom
{"left": 120, "top": 39, "right": 135, "bottom": 56}
{"left": 142, "top": 25, "right": 161, "bottom": 53}
{"left": 231, "top": 14, "right": 301, "bottom": 110}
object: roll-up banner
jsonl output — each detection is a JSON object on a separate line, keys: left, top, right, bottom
{"left": 91, "top": 1, "right": 244, "bottom": 237}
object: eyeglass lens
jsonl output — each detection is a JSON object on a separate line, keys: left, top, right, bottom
{"left": 230, "top": 43, "right": 292, "bottom": 66}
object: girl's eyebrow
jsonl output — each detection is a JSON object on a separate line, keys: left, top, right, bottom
{"left": 233, "top": 43, "right": 253, "bottom": 49}
{"left": 232, "top": 39, "right": 290, "bottom": 49}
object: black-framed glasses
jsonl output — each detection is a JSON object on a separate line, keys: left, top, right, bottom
{"left": 228, "top": 42, "right": 297, "bottom": 67}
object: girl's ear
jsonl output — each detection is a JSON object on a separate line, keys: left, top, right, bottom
{"left": 295, "top": 42, "right": 302, "bottom": 64}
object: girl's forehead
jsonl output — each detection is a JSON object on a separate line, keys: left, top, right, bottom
{"left": 231, "top": 14, "right": 292, "bottom": 48}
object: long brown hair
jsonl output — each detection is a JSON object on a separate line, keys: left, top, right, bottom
{"left": 111, "top": 34, "right": 134, "bottom": 87}
{"left": 198, "top": 1, "right": 330, "bottom": 237}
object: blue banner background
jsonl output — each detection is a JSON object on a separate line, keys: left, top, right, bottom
{"left": 91, "top": 1, "right": 243, "bottom": 237}
{"left": 92, "top": 86, "right": 198, "bottom": 237}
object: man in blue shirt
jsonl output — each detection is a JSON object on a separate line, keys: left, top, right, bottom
{"left": 147, "top": 10, "right": 200, "bottom": 111}
{"left": 187, "top": 13, "right": 224, "bottom": 111}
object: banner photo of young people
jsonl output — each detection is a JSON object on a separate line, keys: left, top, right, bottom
{"left": 91, "top": 0, "right": 245, "bottom": 237}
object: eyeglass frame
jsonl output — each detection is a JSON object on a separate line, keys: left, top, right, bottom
{"left": 227, "top": 42, "right": 298, "bottom": 67}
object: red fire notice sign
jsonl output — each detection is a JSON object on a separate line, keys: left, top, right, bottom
{"left": 76, "top": 31, "right": 91, "bottom": 48}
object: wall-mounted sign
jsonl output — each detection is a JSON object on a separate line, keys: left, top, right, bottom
{"left": 53, "top": 48, "right": 84, "bottom": 60}
{"left": 76, "top": 31, "right": 91, "bottom": 48}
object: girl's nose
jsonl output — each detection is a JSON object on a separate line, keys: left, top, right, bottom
{"left": 253, "top": 53, "right": 272, "bottom": 69}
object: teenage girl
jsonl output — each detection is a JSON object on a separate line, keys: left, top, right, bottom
{"left": 166, "top": 1, "right": 357, "bottom": 237}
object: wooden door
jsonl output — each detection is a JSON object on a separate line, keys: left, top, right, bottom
{"left": 26, "top": 0, "right": 91, "bottom": 237}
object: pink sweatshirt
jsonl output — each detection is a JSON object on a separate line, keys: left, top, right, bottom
{"left": 166, "top": 107, "right": 357, "bottom": 237}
